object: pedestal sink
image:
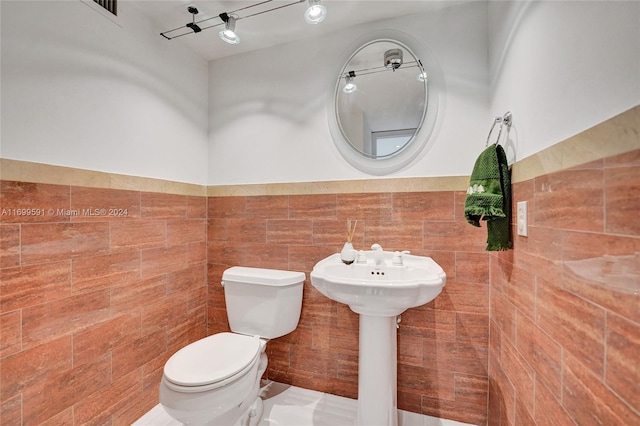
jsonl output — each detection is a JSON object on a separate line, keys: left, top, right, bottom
{"left": 310, "top": 248, "right": 446, "bottom": 426}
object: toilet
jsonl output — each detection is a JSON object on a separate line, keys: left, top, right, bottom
{"left": 159, "top": 266, "right": 305, "bottom": 425}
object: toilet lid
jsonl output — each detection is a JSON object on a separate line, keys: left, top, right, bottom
{"left": 163, "top": 333, "right": 261, "bottom": 387}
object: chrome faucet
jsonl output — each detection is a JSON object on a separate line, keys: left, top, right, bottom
{"left": 392, "top": 250, "right": 411, "bottom": 266}
{"left": 371, "top": 244, "right": 384, "bottom": 268}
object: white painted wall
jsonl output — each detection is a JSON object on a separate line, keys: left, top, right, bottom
{"left": 208, "top": 0, "right": 640, "bottom": 185}
{"left": 1, "top": 0, "right": 209, "bottom": 185}
{"left": 208, "top": 1, "right": 491, "bottom": 185}
{"left": 489, "top": 0, "right": 640, "bottom": 163}
{"left": 3, "top": 1, "right": 636, "bottom": 187}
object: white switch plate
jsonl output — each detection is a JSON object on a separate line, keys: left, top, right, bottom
{"left": 517, "top": 201, "right": 528, "bottom": 237}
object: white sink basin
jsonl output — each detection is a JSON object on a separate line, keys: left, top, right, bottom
{"left": 311, "top": 248, "right": 446, "bottom": 424}
{"left": 310, "top": 251, "right": 446, "bottom": 316}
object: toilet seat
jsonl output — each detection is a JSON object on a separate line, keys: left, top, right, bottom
{"left": 163, "top": 333, "right": 261, "bottom": 391}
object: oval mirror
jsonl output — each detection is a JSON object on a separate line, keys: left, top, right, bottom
{"left": 328, "top": 30, "right": 442, "bottom": 175}
{"left": 329, "top": 35, "right": 439, "bottom": 175}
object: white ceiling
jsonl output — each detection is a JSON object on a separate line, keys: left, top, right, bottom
{"left": 129, "top": 0, "right": 466, "bottom": 62}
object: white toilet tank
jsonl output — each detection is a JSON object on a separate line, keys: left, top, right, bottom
{"left": 221, "top": 266, "right": 305, "bottom": 339}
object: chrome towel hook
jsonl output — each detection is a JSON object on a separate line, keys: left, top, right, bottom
{"left": 485, "top": 111, "right": 513, "bottom": 147}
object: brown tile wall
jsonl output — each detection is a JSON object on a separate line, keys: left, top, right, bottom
{"left": 207, "top": 191, "right": 492, "bottom": 425}
{"left": 0, "top": 182, "right": 208, "bottom": 425}
{"left": 488, "top": 149, "right": 640, "bottom": 425}
{"left": 1, "top": 112, "right": 637, "bottom": 425}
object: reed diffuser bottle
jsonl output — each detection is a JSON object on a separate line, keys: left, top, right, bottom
{"left": 341, "top": 219, "right": 357, "bottom": 265}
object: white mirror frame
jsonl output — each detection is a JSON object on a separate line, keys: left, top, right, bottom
{"left": 328, "top": 30, "right": 443, "bottom": 175}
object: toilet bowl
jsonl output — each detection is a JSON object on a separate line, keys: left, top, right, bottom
{"left": 160, "top": 333, "right": 267, "bottom": 425}
{"left": 159, "top": 267, "right": 305, "bottom": 425}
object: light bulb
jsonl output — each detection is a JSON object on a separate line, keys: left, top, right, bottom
{"left": 219, "top": 29, "right": 239, "bottom": 44}
{"left": 304, "top": 0, "right": 327, "bottom": 24}
{"left": 343, "top": 76, "right": 357, "bottom": 93}
{"left": 219, "top": 16, "right": 240, "bottom": 44}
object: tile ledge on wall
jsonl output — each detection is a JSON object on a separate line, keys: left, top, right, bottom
{"left": 0, "top": 158, "right": 470, "bottom": 196}
{"left": 0, "top": 158, "right": 207, "bottom": 197}
{"left": 1, "top": 104, "right": 637, "bottom": 196}
{"left": 210, "top": 104, "right": 639, "bottom": 195}
{"left": 206, "top": 176, "right": 471, "bottom": 197}
{"left": 511, "top": 104, "right": 639, "bottom": 183}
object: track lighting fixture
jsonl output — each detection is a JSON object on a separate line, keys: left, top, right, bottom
{"left": 343, "top": 71, "right": 357, "bottom": 94}
{"left": 185, "top": 6, "right": 202, "bottom": 33}
{"left": 384, "top": 49, "right": 403, "bottom": 71}
{"left": 160, "top": 0, "right": 328, "bottom": 43}
{"left": 416, "top": 60, "right": 427, "bottom": 82}
{"left": 304, "top": 0, "right": 327, "bottom": 24}
{"left": 218, "top": 13, "right": 240, "bottom": 45}
{"left": 340, "top": 52, "right": 425, "bottom": 88}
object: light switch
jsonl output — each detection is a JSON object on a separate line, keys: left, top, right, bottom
{"left": 517, "top": 201, "right": 528, "bottom": 237}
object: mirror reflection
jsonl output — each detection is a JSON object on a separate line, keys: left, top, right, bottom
{"left": 335, "top": 40, "right": 427, "bottom": 159}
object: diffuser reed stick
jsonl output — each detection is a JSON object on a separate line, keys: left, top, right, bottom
{"left": 346, "top": 219, "right": 357, "bottom": 243}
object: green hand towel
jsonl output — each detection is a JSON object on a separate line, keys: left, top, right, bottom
{"left": 464, "top": 144, "right": 513, "bottom": 251}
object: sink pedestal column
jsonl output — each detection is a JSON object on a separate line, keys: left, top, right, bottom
{"left": 355, "top": 315, "right": 398, "bottom": 426}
